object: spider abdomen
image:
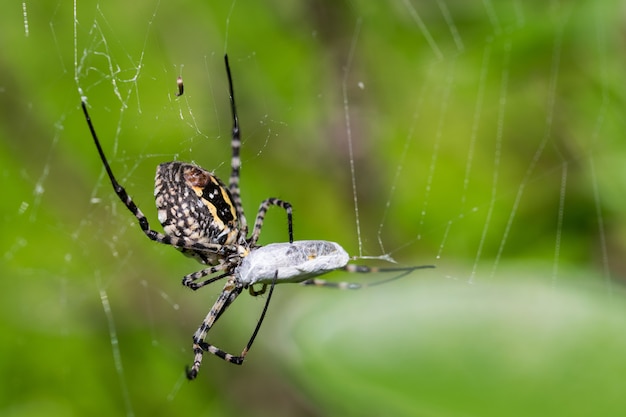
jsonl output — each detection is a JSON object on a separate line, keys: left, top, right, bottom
{"left": 155, "top": 162, "right": 239, "bottom": 248}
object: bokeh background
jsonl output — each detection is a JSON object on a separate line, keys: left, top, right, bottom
{"left": 2, "top": 1, "right": 626, "bottom": 416}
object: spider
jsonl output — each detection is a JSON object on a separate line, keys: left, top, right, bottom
{"left": 81, "top": 54, "right": 434, "bottom": 380}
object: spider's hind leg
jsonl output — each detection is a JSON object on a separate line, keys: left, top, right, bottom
{"left": 181, "top": 266, "right": 232, "bottom": 291}
{"left": 187, "top": 278, "right": 243, "bottom": 379}
{"left": 186, "top": 272, "right": 278, "bottom": 380}
{"left": 300, "top": 264, "right": 435, "bottom": 289}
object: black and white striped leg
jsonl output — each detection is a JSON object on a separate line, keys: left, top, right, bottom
{"left": 225, "top": 55, "right": 294, "bottom": 246}
{"left": 300, "top": 264, "right": 435, "bottom": 289}
{"left": 187, "top": 278, "right": 243, "bottom": 380}
{"left": 82, "top": 100, "right": 229, "bottom": 255}
{"left": 186, "top": 272, "right": 278, "bottom": 380}
{"left": 248, "top": 198, "right": 294, "bottom": 245}
{"left": 224, "top": 54, "right": 248, "bottom": 232}
{"left": 181, "top": 262, "right": 233, "bottom": 291}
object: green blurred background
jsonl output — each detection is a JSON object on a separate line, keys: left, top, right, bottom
{"left": 2, "top": 1, "right": 626, "bottom": 416}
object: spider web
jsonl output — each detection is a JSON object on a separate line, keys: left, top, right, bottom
{"left": 3, "top": 1, "right": 625, "bottom": 416}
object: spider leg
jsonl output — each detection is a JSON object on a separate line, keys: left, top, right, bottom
{"left": 186, "top": 272, "right": 278, "bottom": 380}
{"left": 300, "top": 264, "right": 435, "bottom": 289}
{"left": 186, "top": 278, "right": 242, "bottom": 380}
{"left": 181, "top": 262, "right": 233, "bottom": 291}
{"left": 81, "top": 101, "right": 229, "bottom": 254}
{"left": 248, "top": 283, "right": 268, "bottom": 296}
{"left": 223, "top": 56, "right": 293, "bottom": 246}
{"left": 248, "top": 198, "right": 294, "bottom": 245}
{"left": 224, "top": 55, "right": 248, "bottom": 235}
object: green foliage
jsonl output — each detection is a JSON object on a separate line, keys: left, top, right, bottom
{"left": 1, "top": 0, "right": 625, "bottom": 416}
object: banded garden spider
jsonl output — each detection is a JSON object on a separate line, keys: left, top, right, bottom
{"left": 81, "top": 55, "right": 434, "bottom": 380}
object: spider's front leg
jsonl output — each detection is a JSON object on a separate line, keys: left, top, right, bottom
{"left": 82, "top": 101, "right": 233, "bottom": 256}
{"left": 248, "top": 198, "right": 294, "bottom": 246}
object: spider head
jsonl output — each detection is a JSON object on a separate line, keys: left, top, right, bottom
{"left": 154, "top": 162, "right": 240, "bottom": 250}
